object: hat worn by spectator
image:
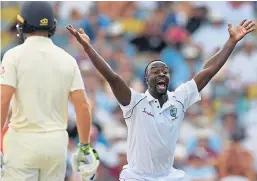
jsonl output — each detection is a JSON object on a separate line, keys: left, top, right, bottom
{"left": 166, "top": 27, "right": 189, "bottom": 43}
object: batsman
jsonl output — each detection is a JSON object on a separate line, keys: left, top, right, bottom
{"left": 1, "top": 2, "right": 99, "bottom": 181}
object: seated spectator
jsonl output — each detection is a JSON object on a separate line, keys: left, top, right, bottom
{"left": 184, "top": 149, "right": 217, "bottom": 181}
{"left": 220, "top": 176, "right": 251, "bottom": 181}
{"left": 181, "top": 44, "right": 202, "bottom": 79}
{"left": 185, "top": 3, "right": 208, "bottom": 34}
{"left": 130, "top": 18, "right": 166, "bottom": 53}
{"left": 216, "top": 109, "right": 239, "bottom": 143}
{"left": 80, "top": 7, "right": 111, "bottom": 41}
{"left": 2, "top": 2, "right": 257, "bottom": 181}
{"left": 187, "top": 129, "right": 220, "bottom": 165}
{"left": 227, "top": 36, "right": 257, "bottom": 89}
{"left": 160, "top": 26, "right": 189, "bottom": 88}
{"left": 215, "top": 132, "right": 256, "bottom": 181}
{"left": 119, "top": 2, "right": 144, "bottom": 34}
{"left": 108, "top": 141, "right": 127, "bottom": 181}
{"left": 203, "top": 1, "right": 255, "bottom": 26}
{"left": 161, "top": 2, "right": 178, "bottom": 33}
{"left": 106, "top": 22, "right": 136, "bottom": 56}
{"left": 192, "top": 11, "right": 228, "bottom": 59}
{"left": 179, "top": 105, "right": 201, "bottom": 145}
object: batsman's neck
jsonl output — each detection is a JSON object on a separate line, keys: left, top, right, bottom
{"left": 25, "top": 32, "right": 49, "bottom": 38}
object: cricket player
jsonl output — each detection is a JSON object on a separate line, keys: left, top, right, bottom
{"left": 0, "top": 2, "right": 99, "bottom": 181}
{"left": 67, "top": 19, "right": 255, "bottom": 181}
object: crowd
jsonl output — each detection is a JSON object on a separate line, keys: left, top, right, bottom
{"left": 1, "top": 1, "right": 257, "bottom": 181}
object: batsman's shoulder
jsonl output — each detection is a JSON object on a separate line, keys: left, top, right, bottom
{"left": 4, "top": 44, "right": 23, "bottom": 56}
{"left": 2, "top": 44, "right": 23, "bottom": 64}
{"left": 53, "top": 45, "right": 78, "bottom": 65}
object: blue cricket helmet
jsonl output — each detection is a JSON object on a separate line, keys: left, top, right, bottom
{"left": 16, "top": 1, "right": 57, "bottom": 43}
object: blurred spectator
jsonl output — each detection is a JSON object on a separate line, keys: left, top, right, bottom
{"left": 216, "top": 108, "right": 240, "bottom": 143}
{"left": 1, "top": 22, "right": 20, "bottom": 58}
{"left": 1, "top": 2, "right": 257, "bottom": 181}
{"left": 220, "top": 176, "right": 251, "bottom": 181}
{"left": 187, "top": 128, "right": 221, "bottom": 161}
{"left": 185, "top": 3, "right": 208, "bottom": 34}
{"left": 136, "top": 1, "right": 158, "bottom": 12}
{"left": 215, "top": 131, "right": 256, "bottom": 181}
{"left": 179, "top": 105, "right": 201, "bottom": 145}
{"left": 130, "top": 16, "right": 166, "bottom": 53}
{"left": 103, "top": 106, "right": 127, "bottom": 144}
{"left": 227, "top": 36, "right": 257, "bottom": 88}
{"left": 181, "top": 44, "right": 202, "bottom": 79}
{"left": 58, "top": 1, "right": 93, "bottom": 20}
{"left": 94, "top": 83, "right": 118, "bottom": 113}
{"left": 172, "top": 2, "right": 193, "bottom": 26}
{"left": 194, "top": 130, "right": 219, "bottom": 159}
{"left": 243, "top": 101, "right": 257, "bottom": 174}
{"left": 106, "top": 22, "right": 136, "bottom": 56}
{"left": 80, "top": 7, "right": 111, "bottom": 41}
{"left": 201, "top": 2, "right": 255, "bottom": 26}
{"left": 160, "top": 26, "right": 189, "bottom": 88}
{"left": 120, "top": 2, "right": 144, "bottom": 34}
{"left": 184, "top": 149, "right": 217, "bottom": 181}
{"left": 161, "top": 2, "right": 178, "bottom": 33}
{"left": 108, "top": 141, "right": 127, "bottom": 181}
{"left": 192, "top": 11, "right": 229, "bottom": 59}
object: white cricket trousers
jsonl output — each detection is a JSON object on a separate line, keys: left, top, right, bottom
{"left": 119, "top": 166, "right": 192, "bottom": 181}
{"left": 2, "top": 128, "right": 69, "bottom": 181}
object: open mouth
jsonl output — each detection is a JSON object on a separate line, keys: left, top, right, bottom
{"left": 157, "top": 80, "right": 166, "bottom": 90}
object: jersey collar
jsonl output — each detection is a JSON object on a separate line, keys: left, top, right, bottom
{"left": 145, "top": 90, "right": 173, "bottom": 102}
{"left": 24, "top": 36, "right": 53, "bottom": 45}
{"left": 145, "top": 90, "right": 155, "bottom": 102}
{"left": 145, "top": 90, "right": 175, "bottom": 113}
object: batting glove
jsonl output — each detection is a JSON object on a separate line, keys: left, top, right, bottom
{"left": 71, "top": 144, "right": 100, "bottom": 181}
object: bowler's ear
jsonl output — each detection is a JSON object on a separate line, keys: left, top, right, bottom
{"left": 145, "top": 77, "right": 148, "bottom": 85}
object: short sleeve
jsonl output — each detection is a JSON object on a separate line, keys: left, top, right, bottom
{"left": 0, "top": 51, "right": 17, "bottom": 88}
{"left": 119, "top": 88, "right": 145, "bottom": 119}
{"left": 175, "top": 79, "right": 201, "bottom": 111}
{"left": 70, "top": 63, "right": 85, "bottom": 92}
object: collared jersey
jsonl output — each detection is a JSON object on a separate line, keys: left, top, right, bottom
{"left": 119, "top": 79, "right": 201, "bottom": 176}
{"left": 0, "top": 36, "right": 84, "bottom": 132}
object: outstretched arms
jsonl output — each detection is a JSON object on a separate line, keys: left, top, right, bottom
{"left": 66, "top": 25, "right": 131, "bottom": 106}
{"left": 193, "top": 19, "right": 256, "bottom": 92}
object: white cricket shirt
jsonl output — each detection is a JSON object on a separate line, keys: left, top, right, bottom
{"left": 119, "top": 79, "right": 201, "bottom": 177}
{"left": 0, "top": 36, "right": 84, "bottom": 132}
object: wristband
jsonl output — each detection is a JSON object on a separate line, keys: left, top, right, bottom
{"left": 77, "top": 143, "right": 90, "bottom": 154}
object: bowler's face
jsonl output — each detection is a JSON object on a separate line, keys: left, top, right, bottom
{"left": 146, "top": 61, "right": 170, "bottom": 95}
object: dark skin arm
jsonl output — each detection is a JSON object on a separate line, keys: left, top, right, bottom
{"left": 66, "top": 25, "right": 131, "bottom": 106}
{"left": 194, "top": 19, "right": 256, "bottom": 92}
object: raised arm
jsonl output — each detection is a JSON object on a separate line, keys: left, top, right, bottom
{"left": 66, "top": 25, "right": 131, "bottom": 106}
{"left": 194, "top": 19, "right": 256, "bottom": 92}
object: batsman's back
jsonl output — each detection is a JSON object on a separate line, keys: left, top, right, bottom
{"left": 4, "top": 36, "right": 82, "bottom": 132}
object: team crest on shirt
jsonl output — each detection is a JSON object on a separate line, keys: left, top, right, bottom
{"left": 170, "top": 105, "right": 178, "bottom": 120}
